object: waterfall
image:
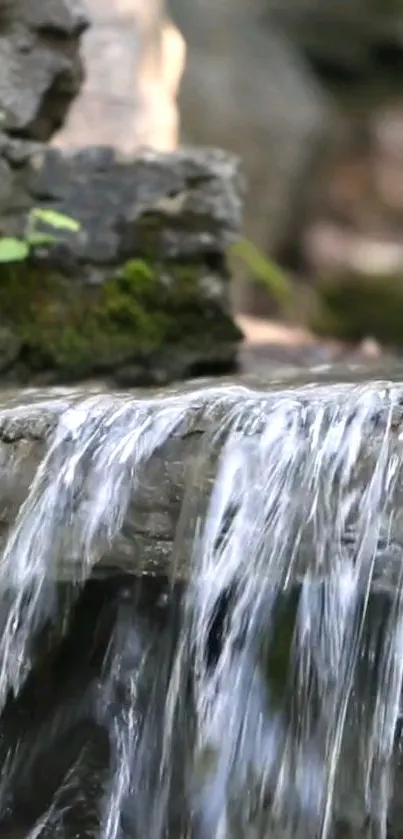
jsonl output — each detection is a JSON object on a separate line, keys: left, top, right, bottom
{"left": 0, "top": 381, "right": 401, "bottom": 839}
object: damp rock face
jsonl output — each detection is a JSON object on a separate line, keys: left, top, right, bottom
{"left": 0, "top": 387, "right": 216, "bottom": 579}
{"left": 0, "top": 142, "right": 243, "bottom": 385}
{"left": 0, "top": 573, "right": 184, "bottom": 838}
{"left": 0, "top": 0, "right": 88, "bottom": 141}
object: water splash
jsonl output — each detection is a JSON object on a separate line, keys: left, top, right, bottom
{"left": 0, "top": 381, "right": 401, "bottom": 839}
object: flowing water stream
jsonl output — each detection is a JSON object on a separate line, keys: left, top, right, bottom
{"left": 0, "top": 374, "right": 401, "bottom": 839}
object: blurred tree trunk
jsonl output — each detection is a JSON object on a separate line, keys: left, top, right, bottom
{"left": 53, "top": 0, "right": 185, "bottom": 154}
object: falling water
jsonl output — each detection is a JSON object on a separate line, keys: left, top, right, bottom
{"left": 0, "top": 380, "right": 402, "bottom": 839}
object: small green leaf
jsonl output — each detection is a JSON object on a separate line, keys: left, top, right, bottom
{"left": 31, "top": 208, "right": 81, "bottom": 233}
{"left": 27, "top": 231, "right": 57, "bottom": 247}
{"left": 0, "top": 238, "right": 29, "bottom": 262}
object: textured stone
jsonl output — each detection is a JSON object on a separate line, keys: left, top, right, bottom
{"left": 0, "top": 0, "right": 88, "bottom": 141}
{"left": 27, "top": 145, "right": 244, "bottom": 261}
{"left": 0, "top": 142, "right": 244, "bottom": 385}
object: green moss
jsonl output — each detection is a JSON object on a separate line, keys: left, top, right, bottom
{"left": 311, "top": 272, "right": 403, "bottom": 344}
{"left": 0, "top": 257, "right": 241, "bottom": 379}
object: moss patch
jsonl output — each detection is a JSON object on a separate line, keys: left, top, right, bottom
{"left": 0, "top": 258, "right": 242, "bottom": 380}
{"left": 311, "top": 272, "right": 403, "bottom": 344}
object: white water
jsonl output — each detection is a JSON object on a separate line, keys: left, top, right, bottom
{"left": 0, "top": 381, "right": 402, "bottom": 839}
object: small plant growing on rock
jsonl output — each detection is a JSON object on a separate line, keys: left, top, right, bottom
{"left": 0, "top": 208, "right": 81, "bottom": 263}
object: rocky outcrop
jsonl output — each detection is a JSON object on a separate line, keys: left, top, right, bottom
{"left": 0, "top": 0, "right": 242, "bottom": 387}
{"left": 0, "top": 141, "right": 243, "bottom": 385}
{"left": 0, "top": 0, "right": 88, "bottom": 141}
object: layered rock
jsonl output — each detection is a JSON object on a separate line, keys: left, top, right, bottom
{"left": 0, "top": 142, "right": 244, "bottom": 385}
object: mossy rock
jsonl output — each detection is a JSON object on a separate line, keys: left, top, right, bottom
{"left": 311, "top": 272, "right": 403, "bottom": 344}
{"left": 0, "top": 258, "right": 242, "bottom": 383}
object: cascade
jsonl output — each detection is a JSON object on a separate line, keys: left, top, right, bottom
{"left": 0, "top": 380, "right": 401, "bottom": 839}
